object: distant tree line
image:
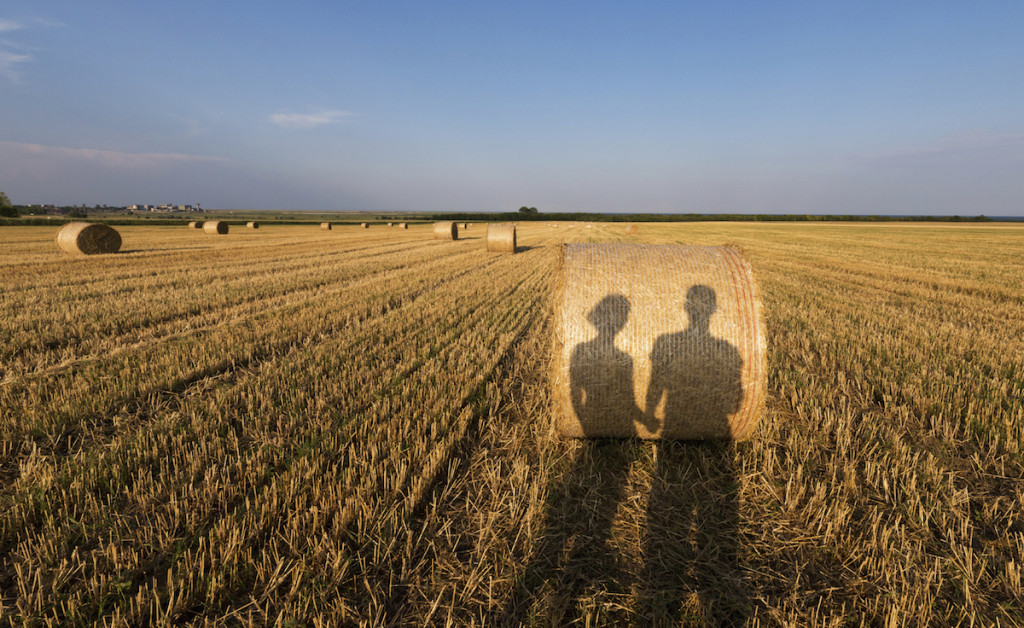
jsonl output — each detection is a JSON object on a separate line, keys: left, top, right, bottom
{"left": 427, "top": 209, "right": 997, "bottom": 223}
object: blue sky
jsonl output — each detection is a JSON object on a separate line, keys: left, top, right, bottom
{"left": 1, "top": 1, "right": 1022, "bottom": 214}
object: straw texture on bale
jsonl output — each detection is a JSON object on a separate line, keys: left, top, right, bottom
{"left": 203, "top": 221, "right": 228, "bottom": 235}
{"left": 187, "top": 221, "right": 201, "bottom": 229}
{"left": 433, "top": 221, "right": 459, "bottom": 240}
{"left": 486, "top": 223, "right": 516, "bottom": 253}
{"left": 624, "top": 224, "right": 639, "bottom": 234}
{"left": 56, "top": 222, "right": 121, "bottom": 255}
{"left": 321, "top": 222, "right": 332, "bottom": 231}
{"left": 552, "top": 243, "right": 765, "bottom": 440}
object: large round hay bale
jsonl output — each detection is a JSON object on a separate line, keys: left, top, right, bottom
{"left": 187, "top": 221, "right": 202, "bottom": 229}
{"left": 55, "top": 222, "right": 121, "bottom": 255}
{"left": 399, "top": 223, "right": 408, "bottom": 229}
{"left": 552, "top": 243, "right": 765, "bottom": 440}
{"left": 433, "top": 221, "right": 458, "bottom": 240}
{"left": 321, "top": 222, "right": 332, "bottom": 231}
{"left": 624, "top": 224, "right": 639, "bottom": 234}
{"left": 486, "top": 223, "right": 516, "bottom": 253}
{"left": 203, "top": 221, "right": 228, "bottom": 235}
{"left": 247, "top": 221, "right": 259, "bottom": 229}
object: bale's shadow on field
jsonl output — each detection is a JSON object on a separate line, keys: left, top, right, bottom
{"left": 499, "top": 289, "right": 750, "bottom": 625}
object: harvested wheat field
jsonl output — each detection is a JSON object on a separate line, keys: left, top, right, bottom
{"left": 1, "top": 221, "right": 1022, "bottom": 626}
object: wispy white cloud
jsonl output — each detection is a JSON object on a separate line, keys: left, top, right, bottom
{"left": 0, "top": 50, "right": 29, "bottom": 81}
{"left": 0, "top": 19, "right": 23, "bottom": 32}
{"left": 270, "top": 109, "right": 353, "bottom": 129}
{"left": 0, "top": 141, "right": 228, "bottom": 169}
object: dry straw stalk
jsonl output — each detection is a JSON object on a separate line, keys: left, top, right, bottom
{"left": 552, "top": 243, "right": 766, "bottom": 440}
{"left": 433, "top": 221, "right": 459, "bottom": 240}
{"left": 55, "top": 222, "right": 121, "bottom": 255}
{"left": 486, "top": 223, "right": 516, "bottom": 253}
{"left": 203, "top": 221, "right": 228, "bottom": 235}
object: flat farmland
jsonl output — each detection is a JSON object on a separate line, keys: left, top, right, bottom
{"left": 1, "top": 221, "right": 1023, "bottom": 626}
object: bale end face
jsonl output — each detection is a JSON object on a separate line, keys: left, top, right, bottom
{"left": 552, "top": 243, "right": 766, "bottom": 441}
{"left": 433, "top": 221, "right": 459, "bottom": 241}
{"left": 486, "top": 223, "right": 517, "bottom": 253}
{"left": 56, "top": 222, "right": 122, "bottom": 255}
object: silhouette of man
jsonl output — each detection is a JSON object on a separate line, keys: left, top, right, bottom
{"left": 570, "top": 294, "right": 648, "bottom": 436}
{"left": 645, "top": 285, "right": 743, "bottom": 439}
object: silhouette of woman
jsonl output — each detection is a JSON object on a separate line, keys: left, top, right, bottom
{"left": 569, "top": 293, "right": 648, "bottom": 436}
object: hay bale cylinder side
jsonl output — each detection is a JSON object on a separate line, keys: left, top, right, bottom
{"left": 203, "top": 221, "right": 228, "bottom": 235}
{"left": 321, "top": 222, "right": 332, "bottom": 231}
{"left": 56, "top": 222, "right": 121, "bottom": 255}
{"left": 247, "top": 221, "right": 259, "bottom": 229}
{"left": 486, "top": 223, "right": 517, "bottom": 253}
{"left": 187, "top": 221, "right": 202, "bottom": 229}
{"left": 433, "top": 221, "right": 458, "bottom": 240}
{"left": 552, "top": 243, "right": 766, "bottom": 440}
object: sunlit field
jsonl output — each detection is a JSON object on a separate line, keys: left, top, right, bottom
{"left": 2, "top": 221, "right": 1023, "bottom": 626}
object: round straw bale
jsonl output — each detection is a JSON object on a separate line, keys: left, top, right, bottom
{"left": 187, "top": 221, "right": 202, "bottom": 229}
{"left": 433, "top": 221, "right": 459, "bottom": 240}
{"left": 552, "top": 243, "right": 765, "bottom": 440}
{"left": 56, "top": 222, "right": 121, "bottom": 255}
{"left": 321, "top": 222, "right": 332, "bottom": 230}
{"left": 624, "top": 224, "right": 639, "bottom": 234}
{"left": 360, "top": 222, "right": 369, "bottom": 228}
{"left": 486, "top": 223, "right": 516, "bottom": 253}
{"left": 247, "top": 221, "right": 259, "bottom": 229}
{"left": 399, "top": 222, "right": 408, "bottom": 229}
{"left": 388, "top": 222, "right": 393, "bottom": 227}
{"left": 203, "top": 221, "right": 228, "bottom": 235}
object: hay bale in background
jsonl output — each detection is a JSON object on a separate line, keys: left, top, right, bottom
{"left": 187, "top": 221, "right": 202, "bottom": 229}
{"left": 361, "top": 222, "right": 369, "bottom": 228}
{"left": 203, "top": 221, "right": 228, "bottom": 235}
{"left": 486, "top": 223, "right": 516, "bottom": 253}
{"left": 56, "top": 222, "right": 121, "bottom": 255}
{"left": 433, "top": 221, "right": 459, "bottom": 240}
{"left": 388, "top": 222, "right": 394, "bottom": 227}
{"left": 625, "top": 224, "right": 639, "bottom": 234}
{"left": 247, "top": 221, "right": 259, "bottom": 229}
{"left": 321, "top": 222, "right": 332, "bottom": 231}
{"left": 552, "top": 243, "right": 765, "bottom": 440}
{"left": 399, "top": 223, "right": 408, "bottom": 229}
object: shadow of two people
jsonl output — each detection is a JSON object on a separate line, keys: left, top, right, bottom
{"left": 506, "top": 286, "right": 749, "bottom": 625}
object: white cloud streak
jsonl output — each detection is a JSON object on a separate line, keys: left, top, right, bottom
{"left": 0, "top": 141, "right": 228, "bottom": 169}
{"left": 0, "top": 19, "right": 23, "bottom": 32}
{"left": 270, "top": 109, "right": 353, "bottom": 129}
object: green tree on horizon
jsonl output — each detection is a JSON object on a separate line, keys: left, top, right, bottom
{"left": 0, "top": 190, "right": 16, "bottom": 218}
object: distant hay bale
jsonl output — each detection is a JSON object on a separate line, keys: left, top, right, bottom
{"left": 361, "top": 222, "right": 369, "bottom": 228}
{"left": 486, "top": 223, "right": 516, "bottom": 253}
{"left": 321, "top": 222, "right": 332, "bottom": 231}
{"left": 552, "top": 244, "right": 766, "bottom": 440}
{"left": 203, "top": 221, "right": 228, "bottom": 235}
{"left": 247, "top": 221, "right": 259, "bottom": 229}
{"left": 624, "top": 224, "right": 639, "bottom": 234}
{"left": 56, "top": 222, "right": 121, "bottom": 255}
{"left": 388, "top": 222, "right": 393, "bottom": 227}
{"left": 399, "top": 223, "right": 408, "bottom": 229}
{"left": 433, "top": 221, "right": 459, "bottom": 240}
{"left": 187, "top": 221, "right": 201, "bottom": 229}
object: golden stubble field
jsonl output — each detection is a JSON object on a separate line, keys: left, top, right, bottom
{"left": 1, "top": 221, "right": 1022, "bottom": 626}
